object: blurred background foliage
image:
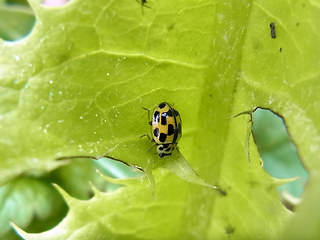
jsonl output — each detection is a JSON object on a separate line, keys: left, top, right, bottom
{"left": 0, "top": 0, "right": 308, "bottom": 239}
{"left": 0, "top": 0, "right": 35, "bottom": 41}
{"left": 252, "top": 109, "right": 308, "bottom": 199}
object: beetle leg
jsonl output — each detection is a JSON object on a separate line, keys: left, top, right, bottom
{"left": 142, "top": 107, "right": 152, "bottom": 125}
{"left": 139, "top": 133, "right": 152, "bottom": 141}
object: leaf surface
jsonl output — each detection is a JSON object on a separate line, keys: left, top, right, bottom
{"left": 0, "top": 0, "right": 319, "bottom": 239}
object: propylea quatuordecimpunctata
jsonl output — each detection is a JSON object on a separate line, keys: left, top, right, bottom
{"left": 146, "top": 102, "right": 182, "bottom": 158}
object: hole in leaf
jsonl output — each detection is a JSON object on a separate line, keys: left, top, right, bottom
{"left": 95, "top": 157, "right": 143, "bottom": 179}
{"left": 95, "top": 157, "right": 143, "bottom": 191}
{"left": 51, "top": 157, "right": 143, "bottom": 196}
{"left": 0, "top": 0, "right": 35, "bottom": 41}
{"left": 251, "top": 108, "right": 308, "bottom": 210}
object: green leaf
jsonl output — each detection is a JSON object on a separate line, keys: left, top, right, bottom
{"left": 0, "top": 177, "right": 66, "bottom": 239}
{"left": 1, "top": 0, "right": 319, "bottom": 239}
{"left": 14, "top": 173, "right": 194, "bottom": 240}
{"left": 155, "top": 151, "right": 218, "bottom": 190}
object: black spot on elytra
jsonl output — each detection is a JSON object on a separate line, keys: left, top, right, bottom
{"left": 173, "top": 131, "right": 178, "bottom": 143}
{"left": 159, "top": 102, "right": 166, "bottom": 109}
{"left": 153, "top": 111, "right": 160, "bottom": 123}
{"left": 172, "top": 123, "right": 181, "bottom": 143}
{"left": 161, "top": 113, "right": 167, "bottom": 125}
{"left": 158, "top": 146, "right": 163, "bottom": 151}
{"left": 168, "top": 124, "right": 174, "bottom": 136}
{"left": 159, "top": 133, "right": 167, "bottom": 142}
{"left": 153, "top": 128, "right": 159, "bottom": 137}
{"left": 174, "top": 110, "right": 179, "bottom": 116}
{"left": 165, "top": 147, "right": 171, "bottom": 152}
{"left": 167, "top": 109, "right": 173, "bottom": 117}
{"left": 173, "top": 133, "right": 177, "bottom": 142}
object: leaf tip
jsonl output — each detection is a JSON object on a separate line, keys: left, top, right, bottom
{"left": 11, "top": 222, "right": 28, "bottom": 239}
{"left": 273, "top": 176, "right": 300, "bottom": 185}
{"left": 96, "top": 169, "right": 131, "bottom": 185}
{"left": 88, "top": 181, "right": 101, "bottom": 196}
{"left": 52, "top": 183, "right": 74, "bottom": 205}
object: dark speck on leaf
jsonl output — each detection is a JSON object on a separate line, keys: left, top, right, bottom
{"left": 270, "top": 22, "right": 276, "bottom": 39}
{"left": 225, "top": 225, "right": 235, "bottom": 235}
{"left": 218, "top": 188, "right": 227, "bottom": 196}
{"left": 137, "top": 0, "right": 150, "bottom": 9}
{"left": 167, "top": 23, "right": 175, "bottom": 31}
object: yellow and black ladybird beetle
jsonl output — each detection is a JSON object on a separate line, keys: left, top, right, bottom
{"left": 149, "top": 102, "right": 182, "bottom": 158}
